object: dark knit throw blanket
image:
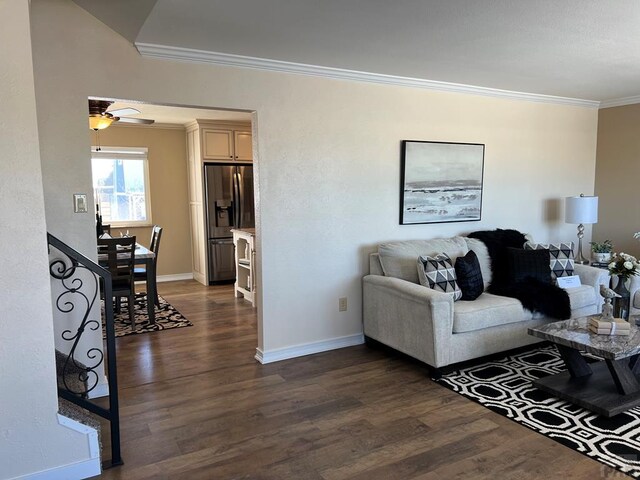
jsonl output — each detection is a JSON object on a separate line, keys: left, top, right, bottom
{"left": 468, "top": 229, "right": 571, "bottom": 319}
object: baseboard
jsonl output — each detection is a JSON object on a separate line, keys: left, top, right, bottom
{"left": 193, "top": 272, "right": 207, "bottom": 285}
{"left": 255, "top": 333, "right": 365, "bottom": 364}
{"left": 87, "top": 376, "right": 109, "bottom": 399}
{"left": 18, "top": 457, "right": 101, "bottom": 480}
{"left": 17, "top": 415, "right": 101, "bottom": 479}
{"left": 157, "top": 273, "right": 193, "bottom": 283}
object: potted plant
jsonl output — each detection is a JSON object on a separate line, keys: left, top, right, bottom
{"left": 590, "top": 239, "right": 613, "bottom": 263}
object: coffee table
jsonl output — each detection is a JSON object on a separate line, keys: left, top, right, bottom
{"left": 528, "top": 316, "right": 640, "bottom": 417}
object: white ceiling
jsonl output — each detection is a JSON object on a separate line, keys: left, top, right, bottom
{"left": 108, "top": 100, "right": 252, "bottom": 126}
{"left": 76, "top": 0, "right": 640, "bottom": 103}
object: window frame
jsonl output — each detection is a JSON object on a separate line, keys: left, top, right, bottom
{"left": 91, "top": 146, "right": 153, "bottom": 228}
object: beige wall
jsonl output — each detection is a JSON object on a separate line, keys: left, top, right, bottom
{"left": 0, "top": 0, "right": 96, "bottom": 477}
{"left": 95, "top": 125, "right": 192, "bottom": 276}
{"left": 593, "top": 104, "right": 640, "bottom": 257}
{"left": 31, "top": 0, "right": 598, "bottom": 357}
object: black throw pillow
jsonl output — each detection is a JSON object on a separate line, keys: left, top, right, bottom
{"left": 507, "top": 247, "right": 551, "bottom": 284}
{"left": 455, "top": 250, "right": 484, "bottom": 300}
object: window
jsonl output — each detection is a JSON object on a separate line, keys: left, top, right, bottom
{"left": 91, "top": 147, "right": 151, "bottom": 227}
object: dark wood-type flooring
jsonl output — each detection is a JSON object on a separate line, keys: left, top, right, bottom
{"left": 94, "top": 280, "right": 623, "bottom": 479}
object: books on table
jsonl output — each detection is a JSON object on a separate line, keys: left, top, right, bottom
{"left": 588, "top": 317, "right": 631, "bottom": 336}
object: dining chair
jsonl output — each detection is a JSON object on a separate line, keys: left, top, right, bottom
{"left": 98, "top": 236, "right": 137, "bottom": 331}
{"left": 134, "top": 225, "right": 163, "bottom": 307}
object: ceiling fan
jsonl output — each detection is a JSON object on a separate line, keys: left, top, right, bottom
{"left": 88, "top": 99, "right": 155, "bottom": 130}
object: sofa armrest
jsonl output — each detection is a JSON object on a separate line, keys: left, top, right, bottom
{"left": 362, "top": 275, "right": 453, "bottom": 368}
{"left": 574, "top": 264, "right": 610, "bottom": 312}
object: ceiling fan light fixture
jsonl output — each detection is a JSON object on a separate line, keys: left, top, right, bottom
{"left": 89, "top": 113, "right": 115, "bottom": 130}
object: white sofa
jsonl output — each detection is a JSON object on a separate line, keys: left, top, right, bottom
{"left": 362, "top": 236, "right": 610, "bottom": 374}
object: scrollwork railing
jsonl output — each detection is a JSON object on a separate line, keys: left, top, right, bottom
{"left": 47, "top": 233, "right": 122, "bottom": 467}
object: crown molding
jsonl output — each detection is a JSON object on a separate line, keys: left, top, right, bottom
{"left": 135, "top": 43, "right": 599, "bottom": 109}
{"left": 599, "top": 95, "right": 640, "bottom": 109}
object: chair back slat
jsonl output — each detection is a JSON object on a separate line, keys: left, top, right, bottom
{"left": 98, "top": 237, "right": 136, "bottom": 287}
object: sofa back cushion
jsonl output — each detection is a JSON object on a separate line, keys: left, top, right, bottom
{"left": 378, "top": 236, "right": 469, "bottom": 283}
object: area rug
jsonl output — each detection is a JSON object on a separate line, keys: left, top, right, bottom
{"left": 103, "top": 295, "right": 193, "bottom": 338}
{"left": 438, "top": 345, "right": 640, "bottom": 478}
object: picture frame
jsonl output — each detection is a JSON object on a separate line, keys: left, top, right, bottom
{"left": 400, "top": 140, "right": 485, "bottom": 225}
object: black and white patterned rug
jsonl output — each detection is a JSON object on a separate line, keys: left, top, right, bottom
{"left": 103, "top": 295, "right": 193, "bottom": 338}
{"left": 438, "top": 345, "right": 640, "bottom": 478}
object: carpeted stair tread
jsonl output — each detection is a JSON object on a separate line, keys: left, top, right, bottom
{"left": 55, "top": 349, "right": 89, "bottom": 394}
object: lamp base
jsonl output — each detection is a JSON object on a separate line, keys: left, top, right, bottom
{"left": 575, "top": 224, "right": 590, "bottom": 265}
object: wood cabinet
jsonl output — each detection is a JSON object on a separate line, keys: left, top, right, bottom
{"left": 186, "top": 120, "right": 253, "bottom": 285}
{"left": 232, "top": 228, "right": 256, "bottom": 306}
{"left": 202, "top": 126, "right": 252, "bottom": 162}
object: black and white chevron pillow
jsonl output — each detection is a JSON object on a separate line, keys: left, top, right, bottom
{"left": 523, "top": 241, "right": 575, "bottom": 279}
{"left": 417, "top": 253, "right": 462, "bottom": 301}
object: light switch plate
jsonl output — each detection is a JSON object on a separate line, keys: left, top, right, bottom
{"left": 73, "top": 193, "right": 88, "bottom": 213}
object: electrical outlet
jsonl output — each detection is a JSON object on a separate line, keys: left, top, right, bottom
{"left": 338, "top": 297, "right": 348, "bottom": 312}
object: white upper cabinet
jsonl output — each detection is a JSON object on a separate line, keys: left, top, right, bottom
{"left": 234, "top": 131, "right": 253, "bottom": 161}
{"left": 201, "top": 124, "right": 252, "bottom": 162}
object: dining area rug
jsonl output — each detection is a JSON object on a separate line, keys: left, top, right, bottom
{"left": 437, "top": 344, "right": 640, "bottom": 478}
{"left": 103, "top": 295, "right": 193, "bottom": 338}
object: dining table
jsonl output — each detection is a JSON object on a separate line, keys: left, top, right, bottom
{"left": 98, "top": 241, "right": 156, "bottom": 325}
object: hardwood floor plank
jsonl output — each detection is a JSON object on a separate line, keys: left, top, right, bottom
{"left": 93, "top": 280, "right": 628, "bottom": 479}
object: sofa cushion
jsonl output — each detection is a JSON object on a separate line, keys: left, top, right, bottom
{"left": 566, "top": 284, "right": 597, "bottom": 310}
{"left": 453, "top": 293, "right": 532, "bottom": 333}
{"left": 378, "top": 236, "right": 469, "bottom": 283}
{"left": 464, "top": 237, "right": 492, "bottom": 289}
{"left": 507, "top": 247, "right": 551, "bottom": 284}
{"left": 417, "top": 254, "right": 463, "bottom": 301}
{"left": 523, "top": 241, "right": 575, "bottom": 279}
{"left": 455, "top": 250, "right": 484, "bottom": 301}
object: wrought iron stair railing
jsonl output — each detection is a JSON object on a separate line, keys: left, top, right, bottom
{"left": 47, "top": 233, "right": 122, "bottom": 468}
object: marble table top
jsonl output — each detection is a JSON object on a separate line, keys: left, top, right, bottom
{"left": 528, "top": 316, "right": 640, "bottom": 360}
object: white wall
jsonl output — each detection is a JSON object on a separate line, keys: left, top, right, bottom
{"left": 0, "top": 1, "right": 97, "bottom": 478}
{"left": 30, "top": 0, "right": 598, "bottom": 358}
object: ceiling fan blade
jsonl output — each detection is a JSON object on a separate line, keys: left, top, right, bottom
{"left": 108, "top": 107, "right": 140, "bottom": 116}
{"left": 115, "top": 117, "right": 155, "bottom": 125}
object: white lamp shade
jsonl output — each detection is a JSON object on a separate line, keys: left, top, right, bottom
{"left": 565, "top": 195, "right": 598, "bottom": 224}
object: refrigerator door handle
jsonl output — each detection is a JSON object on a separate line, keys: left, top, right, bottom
{"left": 236, "top": 169, "right": 244, "bottom": 229}
{"left": 233, "top": 169, "right": 241, "bottom": 228}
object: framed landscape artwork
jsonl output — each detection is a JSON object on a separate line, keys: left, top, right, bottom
{"left": 400, "top": 140, "right": 485, "bottom": 225}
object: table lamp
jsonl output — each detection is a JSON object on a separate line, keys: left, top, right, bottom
{"left": 565, "top": 194, "right": 598, "bottom": 265}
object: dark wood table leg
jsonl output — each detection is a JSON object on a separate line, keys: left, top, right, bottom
{"left": 556, "top": 344, "right": 592, "bottom": 378}
{"left": 606, "top": 359, "right": 640, "bottom": 395}
{"left": 146, "top": 257, "right": 156, "bottom": 325}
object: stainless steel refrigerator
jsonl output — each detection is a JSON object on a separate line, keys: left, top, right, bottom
{"left": 204, "top": 163, "right": 255, "bottom": 284}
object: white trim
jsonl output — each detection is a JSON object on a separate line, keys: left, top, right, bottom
{"left": 57, "top": 414, "right": 100, "bottom": 459}
{"left": 193, "top": 271, "right": 207, "bottom": 285}
{"left": 135, "top": 42, "right": 600, "bottom": 108}
{"left": 599, "top": 95, "right": 640, "bottom": 109}
{"left": 87, "top": 375, "right": 109, "bottom": 399}
{"left": 157, "top": 273, "right": 193, "bottom": 283}
{"left": 15, "top": 414, "right": 102, "bottom": 479}
{"left": 17, "top": 457, "right": 101, "bottom": 480}
{"left": 90, "top": 146, "right": 148, "bottom": 158}
{"left": 255, "top": 333, "right": 365, "bottom": 364}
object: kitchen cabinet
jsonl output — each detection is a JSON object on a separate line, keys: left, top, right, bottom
{"left": 232, "top": 228, "right": 256, "bottom": 306}
{"left": 202, "top": 126, "right": 252, "bottom": 162}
